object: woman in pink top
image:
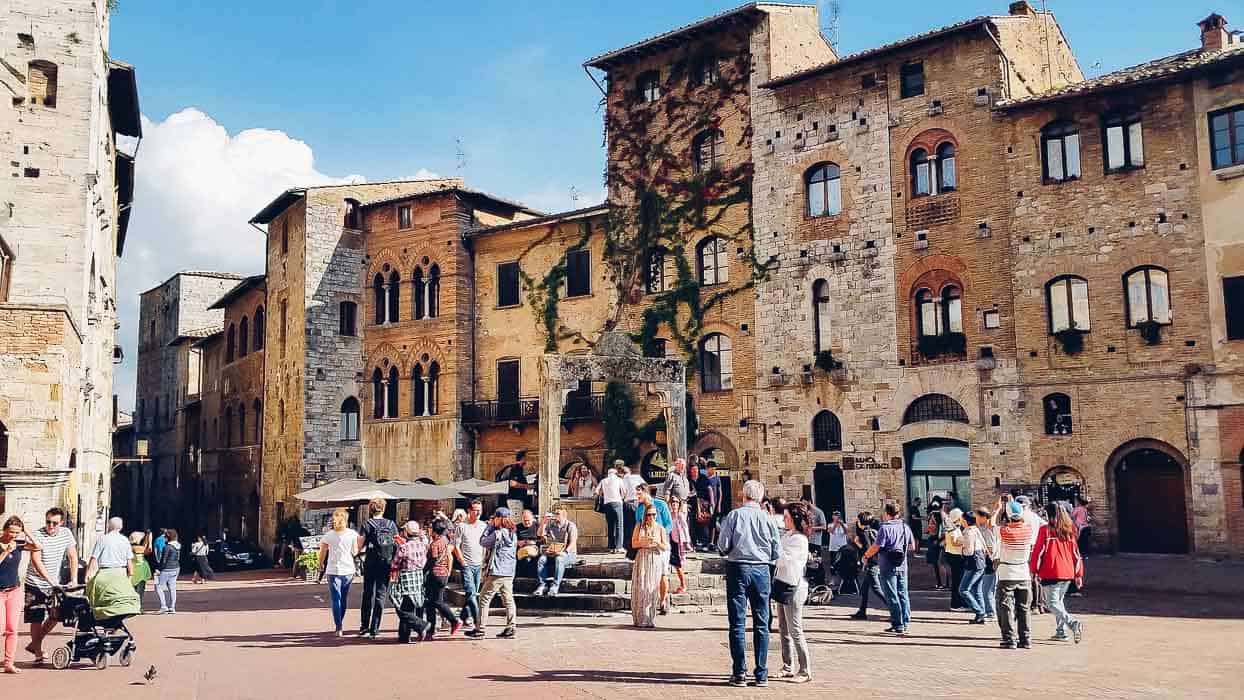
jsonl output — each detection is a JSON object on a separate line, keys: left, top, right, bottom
{"left": 668, "top": 497, "right": 691, "bottom": 594}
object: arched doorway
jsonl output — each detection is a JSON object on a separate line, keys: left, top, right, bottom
{"left": 1111, "top": 441, "right": 1189, "bottom": 554}
{"left": 905, "top": 439, "right": 971, "bottom": 513}
{"left": 1041, "top": 466, "right": 1085, "bottom": 505}
{"left": 699, "top": 446, "right": 734, "bottom": 512}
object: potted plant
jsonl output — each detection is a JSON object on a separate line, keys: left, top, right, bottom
{"left": 295, "top": 549, "right": 320, "bottom": 583}
{"left": 1053, "top": 323, "right": 1087, "bottom": 355}
{"left": 1136, "top": 320, "right": 1162, "bottom": 346}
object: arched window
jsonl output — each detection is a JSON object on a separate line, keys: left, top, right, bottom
{"left": 937, "top": 143, "right": 957, "bottom": 192}
{"left": 387, "top": 270, "right": 401, "bottom": 322}
{"left": 805, "top": 163, "right": 842, "bottom": 217}
{"left": 340, "top": 397, "right": 361, "bottom": 441}
{"left": 1044, "top": 393, "right": 1073, "bottom": 435}
{"left": 902, "top": 394, "right": 969, "bottom": 424}
{"left": 253, "top": 306, "right": 265, "bottom": 350}
{"left": 700, "top": 333, "right": 733, "bottom": 392}
{"left": 225, "top": 324, "right": 236, "bottom": 363}
{"left": 238, "top": 405, "right": 247, "bottom": 446}
{"left": 411, "top": 363, "right": 425, "bottom": 417}
{"left": 637, "top": 71, "right": 661, "bottom": 103}
{"left": 1124, "top": 266, "right": 1171, "bottom": 326}
{"left": 697, "top": 236, "right": 729, "bottom": 286}
{"left": 0, "top": 420, "right": 8, "bottom": 469}
{"left": 812, "top": 410, "right": 842, "bottom": 451}
{"left": 225, "top": 406, "right": 234, "bottom": 446}
{"left": 239, "top": 316, "right": 249, "bottom": 357}
{"left": 915, "top": 283, "right": 963, "bottom": 339}
{"left": 1046, "top": 276, "right": 1091, "bottom": 332}
{"left": 645, "top": 247, "right": 667, "bottom": 294}
{"left": 812, "top": 279, "right": 831, "bottom": 353}
{"left": 427, "top": 265, "right": 440, "bottom": 318}
{"left": 373, "top": 274, "right": 386, "bottom": 324}
{"left": 371, "top": 368, "right": 384, "bottom": 419}
{"left": 1103, "top": 111, "right": 1143, "bottom": 171}
{"left": 386, "top": 366, "right": 399, "bottom": 419}
{"left": 413, "top": 267, "right": 425, "bottom": 320}
{"left": 693, "top": 129, "right": 726, "bottom": 173}
{"left": 942, "top": 285, "right": 963, "bottom": 333}
{"left": 28, "top": 60, "right": 57, "bottom": 107}
{"left": 252, "top": 398, "right": 263, "bottom": 444}
{"left": 1042, "top": 120, "right": 1081, "bottom": 182}
{"left": 427, "top": 362, "right": 440, "bottom": 416}
{"left": 911, "top": 148, "right": 932, "bottom": 196}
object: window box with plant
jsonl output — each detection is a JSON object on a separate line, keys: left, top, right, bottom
{"left": 295, "top": 549, "right": 320, "bottom": 583}
{"left": 1053, "top": 323, "right": 1087, "bottom": 355}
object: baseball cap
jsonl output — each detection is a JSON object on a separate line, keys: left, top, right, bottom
{"left": 613, "top": 459, "right": 626, "bottom": 467}
{"left": 493, "top": 507, "right": 512, "bottom": 519}
{"left": 1005, "top": 501, "right": 1024, "bottom": 520}
{"left": 1015, "top": 495, "right": 1032, "bottom": 507}
{"left": 948, "top": 508, "right": 964, "bottom": 524}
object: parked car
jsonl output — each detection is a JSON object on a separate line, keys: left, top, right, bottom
{"left": 208, "top": 539, "right": 267, "bottom": 570}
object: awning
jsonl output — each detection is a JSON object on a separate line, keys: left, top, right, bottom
{"left": 442, "top": 478, "right": 508, "bottom": 496}
{"left": 294, "top": 478, "right": 463, "bottom": 504}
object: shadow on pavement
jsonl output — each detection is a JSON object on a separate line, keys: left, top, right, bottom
{"left": 166, "top": 631, "right": 354, "bottom": 649}
{"left": 471, "top": 670, "right": 734, "bottom": 687}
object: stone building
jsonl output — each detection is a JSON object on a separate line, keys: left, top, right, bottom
{"left": 130, "top": 271, "right": 240, "bottom": 532}
{"left": 0, "top": 0, "right": 139, "bottom": 548}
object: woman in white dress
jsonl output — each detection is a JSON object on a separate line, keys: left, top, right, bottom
{"left": 569, "top": 463, "right": 598, "bottom": 499}
{"left": 630, "top": 508, "right": 668, "bottom": 628}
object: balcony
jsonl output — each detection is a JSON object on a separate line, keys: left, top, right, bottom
{"left": 564, "top": 393, "right": 605, "bottom": 422}
{"left": 460, "top": 393, "right": 605, "bottom": 427}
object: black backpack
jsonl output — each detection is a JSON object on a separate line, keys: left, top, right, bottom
{"left": 366, "top": 519, "right": 398, "bottom": 566}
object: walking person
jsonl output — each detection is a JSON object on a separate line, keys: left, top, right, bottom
{"left": 190, "top": 535, "right": 214, "bottom": 584}
{"left": 668, "top": 497, "right": 691, "bottom": 594}
{"left": 23, "top": 506, "right": 78, "bottom": 664}
{"left": 924, "top": 508, "right": 946, "bottom": 590}
{"left": 1072, "top": 496, "right": 1093, "bottom": 556}
{"left": 129, "top": 532, "right": 153, "bottom": 612}
{"left": 389, "top": 521, "right": 430, "bottom": 643}
{"left": 635, "top": 484, "right": 673, "bottom": 613}
{"left": 154, "top": 528, "right": 182, "bottom": 614}
{"left": 468, "top": 508, "right": 518, "bottom": 639}
{"left": 992, "top": 500, "right": 1036, "bottom": 649}
{"left": 422, "top": 519, "right": 462, "bottom": 640}
{"left": 596, "top": 467, "right": 626, "bottom": 554}
{"left": 1031, "top": 504, "right": 1085, "bottom": 643}
{"left": 630, "top": 507, "right": 668, "bottom": 628}
{"left": 776, "top": 502, "right": 812, "bottom": 683}
{"left": 535, "top": 506, "right": 578, "bottom": 597}
{"left": 357, "top": 498, "right": 398, "bottom": 640}
{"left": 318, "top": 508, "right": 359, "bottom": 637}
{"left": 957, "top": 510, "right": 988, "bottom": 624}
{"left": 455, "top": 500, "right": 487, "bottom": 632}
{"left": 850, "top": 512, "right": 887, "bottom": 620}
{"left": 717, "top": 480, "right": 781, "bottom": 687}
{"left": 975, "top": 508, "right": 998, "bottom": 622}
{"left": 863, "top": 503, "right": 915, "bottom": 635}
{"left": 2, "top": 515, "right": 53, "bottom": 674}
{"left": 943, "top": 509, "right": 969, "bottom": 611}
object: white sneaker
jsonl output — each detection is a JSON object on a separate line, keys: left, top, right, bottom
{"left": 533, "top": 583, "right": 547, "bottom": 597}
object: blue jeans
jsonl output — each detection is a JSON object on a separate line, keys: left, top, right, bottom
{"left": 981, "top": 571, "right": 998, "bottom": 618}
{"left": 327, "top": 575, "right": 352, "bottom": 631}
{"left": 959, "top": 566, "right": 985, "bottom": 617}
{"left": 1043, "top": 580, "right": 1077, "bottom": 635}
{"left": 603, "top": 502, "right": 623, "bottom": 550}
{"left": 725, "top": 563, "right": 771, "bottom": 682}
{"left": 878, "top": 568, "right": 911, "bottom": 631}
{"left": 459, "top": 565, "right": 481, "bottom": 627}
{"left": 537, "top": 552, "right": 573, "bottom": 588}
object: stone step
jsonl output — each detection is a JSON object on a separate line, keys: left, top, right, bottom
{"left": 445, "top": 585, "right": 729, "bottom": 612}
{"left": 512, "top": 573, "right": 723, "bottom": 596}
{"left": 564, "top": 556, "right": 727, "bottom": 580}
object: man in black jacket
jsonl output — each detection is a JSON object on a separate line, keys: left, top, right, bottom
{"left": 357, "top": 498, "right": 397, "bottom": 639}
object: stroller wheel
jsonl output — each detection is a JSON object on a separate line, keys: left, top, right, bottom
{"left": 50, "top": 645, "right": 72, "bottom": 670}
{"left": 119, "top": 646, "right": 135, "bottom": 667}
{"left": 94, "top": 652, "right": 110, "bottom": 671}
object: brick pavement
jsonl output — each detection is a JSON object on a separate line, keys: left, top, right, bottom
{"left": 3, "top": 570, "right": 1242, "bottom": 699}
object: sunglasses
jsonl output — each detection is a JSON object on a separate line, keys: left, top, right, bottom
{"left": 46, "top": 520, "right": 61, "bottom": 526}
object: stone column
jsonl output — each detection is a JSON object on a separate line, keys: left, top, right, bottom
{"left": 537, "top": 356, "right": 573, "bottom": 516}
{"left": 421, "top": 377, "right": 431, "bottom": 417}
{"left": 659, "top": 382, "right": 688, "bottom": 462}
{"left": 423, "top": 281, "right": 432, "bottom": 318}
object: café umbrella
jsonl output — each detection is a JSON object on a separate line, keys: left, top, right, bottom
{"left": 294, "top": 478, "right": 461, "bottom": 504}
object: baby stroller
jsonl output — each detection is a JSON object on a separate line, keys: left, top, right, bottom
{"left": 48, "top": 584, "right": 138, "bottom": 670}
{"left": 831, "top": 547, "right": 861, "bottom": 596}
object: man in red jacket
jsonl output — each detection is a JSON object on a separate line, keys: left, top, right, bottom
{"left": 1029, "top": 506, "right": 1085, "bottom": 643}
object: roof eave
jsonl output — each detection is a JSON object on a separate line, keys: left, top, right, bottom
{"left": 207, "top": 275, "right": 266, "bottom": 310}
{"left": 249, "top": 189, "right": 306, "bottom": 226}
{"left": 584, "top": 3, "right": 767, "bottom": 71}
{"left": 466, "top": 204, "right": 608, "bottom": 238}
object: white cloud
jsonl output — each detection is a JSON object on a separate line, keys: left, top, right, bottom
{"left": 403, "top": 168, "right": 441, "bottom": 180}
{"left": 516, "top": 183, "right": 606, "bottom": 215}
{"left": 113, "top": 108, "right": 363, "bottom": 409}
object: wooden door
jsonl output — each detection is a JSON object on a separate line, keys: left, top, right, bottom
{"left": 1116, "top": 448, "right": 1189, "bottom": 554}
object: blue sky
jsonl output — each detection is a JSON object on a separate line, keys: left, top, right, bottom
{"left": 109, "top": 0, "right": 1221, "bottom": 408}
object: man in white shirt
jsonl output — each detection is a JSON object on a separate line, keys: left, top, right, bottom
{"left": 85, "top": 517, "right": 133, "bottom": 581}
{"left": 454, "top": 500, "right": 488, "bottom": 631}
{"left": 620, "top": 464, "right": 647, "bottom": 551}
{"left": 596, "top": 467, "right": 626, "bottom": 553}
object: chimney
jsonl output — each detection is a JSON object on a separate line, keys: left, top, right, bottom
{"left": 1199, "top": 13, "right": 1230, "bottom": 52}
{"left": 1009, "top": 1, "right": 1036, "bottom": 17}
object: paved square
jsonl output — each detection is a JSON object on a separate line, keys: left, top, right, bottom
{"left": 6, "top": 570, "right": 1242, "bottom": 699}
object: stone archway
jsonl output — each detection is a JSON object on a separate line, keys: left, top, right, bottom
{"left": 537, "top": 332, "right": 685, "bottom": 515}
{"left": 1106, "top": 439, "right": 1191, "bottom": 554}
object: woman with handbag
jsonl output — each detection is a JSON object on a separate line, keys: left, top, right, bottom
{"left": 629, "top": 508, "right": 668, "bottom": 628}
{"left": 1030, "top": 504, "right": 1085, "bottom": 643}
{"left": 775, "top": 502, "right": 812, "bottom": 683}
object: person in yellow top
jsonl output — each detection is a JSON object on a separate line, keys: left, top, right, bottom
{"left": 942, "top": 508, "right": 969, "bottom": 612}
{"left": 129, "top": 532, "right": 153, "bottom": 610}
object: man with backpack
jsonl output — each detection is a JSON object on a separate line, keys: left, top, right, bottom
{"left": 357, "top": 498, "right": 398, "bottom": 640}
{"left": 863, "top": 502, "right": 916, "bottom": 635}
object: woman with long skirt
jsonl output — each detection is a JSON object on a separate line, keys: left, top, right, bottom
{"left": 629, "top": 508, "right": 668, "bottom": 628}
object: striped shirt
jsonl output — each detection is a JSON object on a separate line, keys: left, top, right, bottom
{"left": 26, "top": 527, "right": 76, "bottom": 590}
{"left": 991, "top": 522, "right": 1034, "bottom": 582}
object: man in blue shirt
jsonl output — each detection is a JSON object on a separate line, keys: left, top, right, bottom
{"left": 634, "top": 484, "right": 672, "bottom": 613}
{"left": 716, "top": 480, "right": 781, "bottom": 687}
{"left": 863, "top": 502, "right": 916, "bottom": 634}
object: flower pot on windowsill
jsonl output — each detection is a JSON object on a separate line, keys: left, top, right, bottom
{"left": 1136, "top": 321, "right": 1162, "bottom": 346}
{"left": 917, "top": 332, "right": 967, "bottom": 359}
{"left": 1053, "top": 327, "right": 1087, "bottom": 355}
